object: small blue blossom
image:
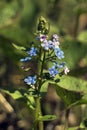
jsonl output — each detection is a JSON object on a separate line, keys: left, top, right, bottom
{"left": 59, "top": 62, "right": 65, "bottom": 68}
{"left": 41, "top": 40, "right": 53, "bottom": 50}
{"left": 20, "top": 57, "right": 31, "bottom": 62}
{"left": 27, "top": 47, "right": 37, "bottom": 56}
{"left": 49, "top": 66, "right": 58, "bottom": 77}
{"left": 24, "top": 75, "right": 37, "bottom": 85}
{"left": 53, "top": 62, "right": 65, "bottom": 69}
{"left": 54, "top": 48, "right": 64, "bottom": 59}
{"left": 53, "top": 62, "right": 60, "bottom": 68}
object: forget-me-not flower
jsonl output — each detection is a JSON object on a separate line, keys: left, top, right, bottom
{"left": 24, "top": 75, "right": 37, "bottom": 85}
{"left": 54, "top": 48, "right": 64, "bottom": 59}
{"left": 49, "top": 66, "right": 58, "bottom": 77}
{"left": 20, "top": 57, "right": 31, "bottom": 62}
{"left": 53, "top": 62, "right": 65, "bottom": 69}
{"left": 41, "top": 40, "right": 53, "bottom": 50}
{"left": 27, "top": 47, "right": 37, "bottom": 56}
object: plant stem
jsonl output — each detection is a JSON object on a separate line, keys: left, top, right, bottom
{"left": 38, "top": 51, "right": 45, "bottom": 92}
{"left": 33, "top": 48, "right": 45, "bottom": 130}
{"left": 34, "top": 96, "right": 43, "bottom": 130}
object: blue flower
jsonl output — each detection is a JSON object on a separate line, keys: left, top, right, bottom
{"left": 24, "top": 75, "right": 37, "bottom": 85}
{"left": 27, "top": 47, "right": 37, "bottom": 56}
{"left": 54, "top": 48, "right": 64, "bottom": 59}
{"left": 49, "top": 66, "right": 58, "bottom": 77}
{"left": 59, "top": 62, "right": 65, "bottom": 68}
{"left": 20, "top": 57, "right": 31, "bottom": 62}
{"left": 41, "top": 40, "right": 53, "bottom": 50}
{"left": 54, "top": 62, "right": 65, "bottom": 68}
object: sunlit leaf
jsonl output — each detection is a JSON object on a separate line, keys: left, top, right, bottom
{"left": 2, "top": 89, "right": 23, "bottom": 100}
{"left": 58, "top": 75, "right": 87, "bottom": 92}
{"left": 51, "top": 83, "right": 83, "bottom": 108}
{"left": 12, "top": 43, "right": 26, "bottom": 51}
{"left": 25, "top": 94, "right": 35, "bottom": 110}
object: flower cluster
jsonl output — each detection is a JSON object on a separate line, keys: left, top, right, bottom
{"left": 27, "top": 47, "right": 37, "bottom": 56}
{"left": 37, "top": 33, "right": 69, "bottom": 77}
{"left": 38, "top": 34, "right": 64, "bottom": 60}
{"left": 20, "top": 32, "right": 69, "bottom": 88}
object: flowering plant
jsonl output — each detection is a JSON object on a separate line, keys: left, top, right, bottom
{"left": 20, "top": 18, "right": 69, "bottom": 88}
{"left": 19, "top": 16, "right": 70, "bottom": 130}
{"left": 1, "top": 16, "right": 87, "bottom": 130}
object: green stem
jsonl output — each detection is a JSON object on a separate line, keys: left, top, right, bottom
{"left": 38, "top": 51, "right": 45, "bottom": 92}
{"left": 33, "top": 48, "right": 46, "bottom": 130}
{"left": 34, "top": 96, "right": 43, "bottom": 130}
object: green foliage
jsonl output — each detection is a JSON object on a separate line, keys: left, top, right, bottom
{"left": 52, "top": 83, "right": 83, "bottom": 108}
{"left": 58, "top": 75, "right": 87, "bottom": 92}
{"left": 41, "top": 75, "right": 87, "bottom": 108}
{"left": 12, "top": 43, "right": 26, "bottom": 51}
{"left": 0, "top": 86, "right": 35, "bottom": 110}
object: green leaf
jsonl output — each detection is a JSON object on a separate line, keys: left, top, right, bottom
{"left": 38, "top": 115, "right": 57, "bottom": 121}
{"left": 25, "top": 94, "right": 35, "bottom": 110}
{"left": 12, "top": 43, "right": 26, "bottom": 51}
{"left": 40, "top": 81, "right": 49, "bottom": 96}
{"left": 1, "top": 88, "right": 23, "bottom": 100}
{"left": 0, "top": 87, "right": 35, "bottom": 110}
{"left": 58, "top": 75, "right": 87, "bottom": 92}
{"left": 41, "top": 75, "right": 87, "bottom": 106}
{"left": 51, "top": 83, "right": 83, "bottom": 108}
{"left": 54, "top": 75, "right": 87, "bottom": 107}
{"left": 0, "top": 86, "right": 24, "bottom": 101}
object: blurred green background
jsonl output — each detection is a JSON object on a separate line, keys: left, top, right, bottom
{"left": 0, "top": 0, "right": 87, "bottom": 130}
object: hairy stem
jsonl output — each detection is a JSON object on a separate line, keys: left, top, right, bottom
{"left": 34, "top": 97, "right": 43, "bottom": 130}
{"left": 33, "top": 48, "right": 45, "bottom": 130}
